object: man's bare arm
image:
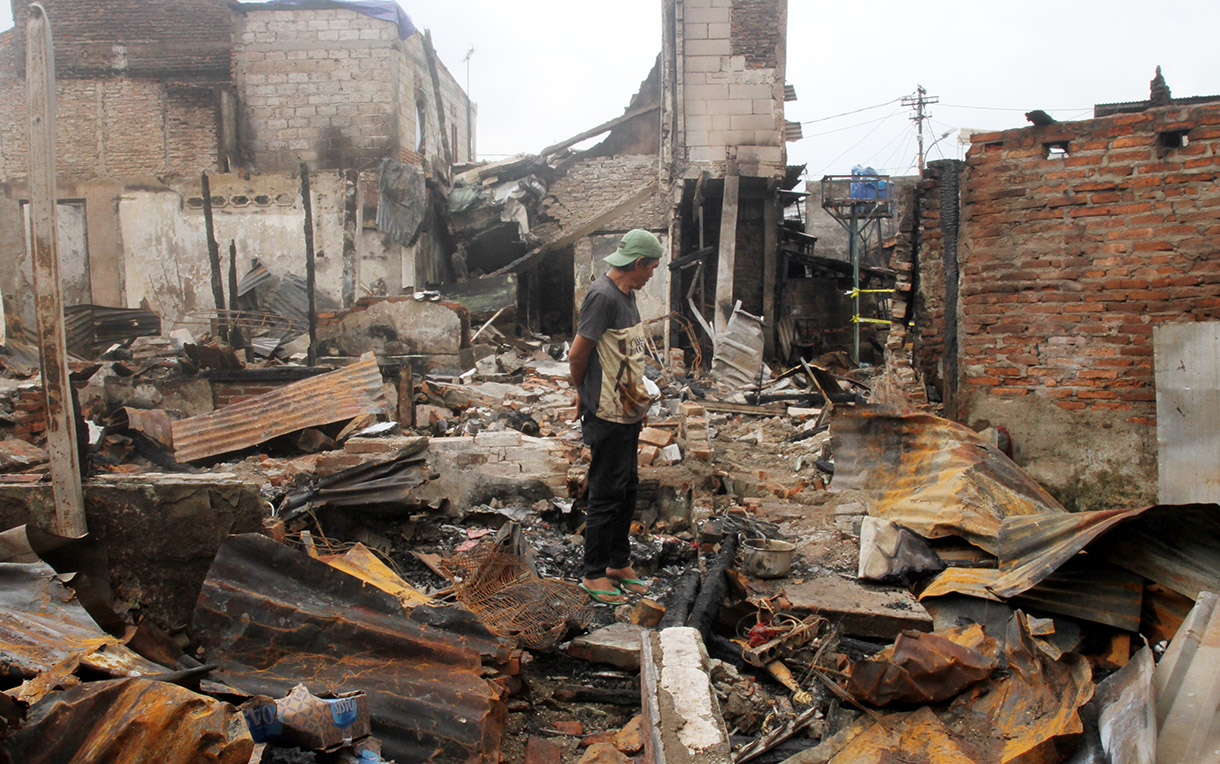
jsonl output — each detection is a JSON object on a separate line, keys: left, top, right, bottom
{"left": 569, "top": 334, "right": 596, "bottom": 388}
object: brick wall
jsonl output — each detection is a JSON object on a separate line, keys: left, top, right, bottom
{"left": 943, "top": 103, "right": 1220, "bottom": 506}
{"left": 536, "top": 155, "right": 669, "bottom": 242}
{"left": 8, "top": 0, "right": 232, "bottom": 80}
{"left": 0, "top": 78, "right": 222, "bottom": 182}
{"left": 679, "top": 0, "right": 785, "bottom": 176}
{"left": 729, "top": 0, "right": 780, "bottom": 69}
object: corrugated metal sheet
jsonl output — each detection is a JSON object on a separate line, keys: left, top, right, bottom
{"left": 712, "top": 306, "right": 766, "bottom": 390}
{"left": 263, "top": 273, "right": 339, "bottom": 340}
{"left": 989, "top": 503, "right": 1220, "bottom": 601}
{"left": 0, "top": 561, "right": 168, "bottom": 704}
{"left": 63, "top": 304, "right": 161, "bottom": 358}
{"left": 1155, "top": 321, "right": 1220, "bottom": 504}
{"left": 830, "top": 407, "right": 1065, "bottom": 553}
{"left": 1154, "top": 591, "right": 1220, "bottom": 763}
{"left": 3, "top": 677, "right": 253, "bottom": 764}
{"left": 920, "top": 564, "right": 1143, "bottom": 631}
{"left": 191, "top": 534, "right": 509, "bottom": 764}
{"left": 171, "top": 353, "right": 388, "bottom": 462}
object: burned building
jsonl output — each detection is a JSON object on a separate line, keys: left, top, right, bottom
{"left": 0, "top": 0, "right": 474, "bottom": 334}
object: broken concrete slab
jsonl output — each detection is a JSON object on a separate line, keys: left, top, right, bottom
{"left": 784, "top": 573, "right": 933, "bottom": 641}
{"left": 319, "top": 297, "right": 465, "bottom": 357}
{"left": 568, "top": 623, "right": 648, "bottom": 670}
{"left": 640, "top": 627, "right": 732, "bottom": 764}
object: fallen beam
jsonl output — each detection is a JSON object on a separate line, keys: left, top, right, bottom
{"left": 641, "top": 627, "right": 733, "bottom": 764}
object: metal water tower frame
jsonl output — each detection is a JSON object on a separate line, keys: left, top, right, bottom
{"left": 820, "top": 174, "right": 895, "bottom": 363}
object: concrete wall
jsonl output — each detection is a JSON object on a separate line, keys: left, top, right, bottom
{"left": 678, "top": 0, "right": 786, "bottom": 178}
{"left": 941, "top": 103, "right": 1220, "bottom": 508}
{"left": 115, "top": 171, "right": 351, "bottom": 329}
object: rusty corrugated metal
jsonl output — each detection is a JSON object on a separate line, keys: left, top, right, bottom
{"left": 3, "top": 677, "right": 253, "bottom": 764}
{"left": 0, "top": 562, "right": 168, "bottom": 705}
{"left": 830, "top": 408, "right": 1066, "bottom": 554}
{"left": 989, "top": 503, "right": 1220, "bottom": 601}
{"left": 922, "top": 563, "right": 1144, "bottom": 631}
{"left": 192, "top": 534, "right": 509, "bottom": 764}
{"left": 171, "top": 352, "right": 388, "bottom": 462}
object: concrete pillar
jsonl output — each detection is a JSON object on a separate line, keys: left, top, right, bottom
{"left": 640, "top": 627, "right": 732, "bottom": 764}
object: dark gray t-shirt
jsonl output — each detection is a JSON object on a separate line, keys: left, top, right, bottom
{"left": 576, "top": 274, "right": 650, "bottom": 424}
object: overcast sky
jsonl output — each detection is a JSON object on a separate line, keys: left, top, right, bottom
{"left": 5, "top": 1, "right": 1220, "bottom": 179}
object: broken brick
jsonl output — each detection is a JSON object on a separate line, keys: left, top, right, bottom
{"left": 639, "top": 427, "right": 675, "bottom": 448}
{"left": 552, "top": 719, "right": 584, "bottom": 736}
{"left": 525, "top": 736, "right": 562, "bottom": 764}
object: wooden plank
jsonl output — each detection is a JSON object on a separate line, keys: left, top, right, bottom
{"left": 537, "top": 102, "right": 660, "bottom": 159}
{"left": 715, "top": 175, "right": 739, "bottom": 334}
{"left": 25, "top": 5, "right": 86, "bottom": 537}
{"left": 201, "top": 173, "right": 227, "bottom": 340}
{"left": 300, "top": 163, "right": 317, "bottom": 366}
{"left": 700, "top": 400, "right": 785, "bottom": 416}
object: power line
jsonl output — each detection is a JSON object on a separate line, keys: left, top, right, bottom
{"left": 799, "top": 96, "right": 903, "bottom": 125}
{"left": 814, "top": 105, "right": 907, "bottom": 177}
{"left": 939, "top": 103, "right": 1089, "bottom": 113}
{"left": 805, "top": 113, "right": 896, "bottom": 138}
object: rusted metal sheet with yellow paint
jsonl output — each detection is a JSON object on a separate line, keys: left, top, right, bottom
{"left": 990, "top": 503, "right": 1220, "bottom": 601}
{"left": 4, "top": 677, "right": 253, "bottom": 764}
{"left": 171, "top": 352, "right": 389, "bottom": 462}
{"left": 192, "top": 534, "right": 509, "bottom": 763}
{"left": 830, "top": 408, "right": 1065, "bottom": 553}
{"left": 319, "top": 541, "right": 430, "bottom": 608}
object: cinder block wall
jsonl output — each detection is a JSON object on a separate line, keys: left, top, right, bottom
{"left": 234, "top": 8, "right": 399, "bottom": 171}
{"left": 951, "top": 103, "right": 1220, "bottom": 508}
{"left": 680, "top": 0, "right": 786, "bottom": 177}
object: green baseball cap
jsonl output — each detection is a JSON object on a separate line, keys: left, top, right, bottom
{"left": 603, "top": 229, "right": 664, "bottom": 267}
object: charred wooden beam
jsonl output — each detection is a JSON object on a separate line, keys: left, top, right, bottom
{"left": 300, "top": 162, "right": 317, "bottom": 366}
{"left": 25, "top": 4, "right": 86, "bottom": 537}
{"left": 658, "top": 568, "right": 701, "bottom": 629}
{"left": 688, "top": 534, "right": 738, "bottom": 640}
{"left": 201, "top": 173, "right": 227, "bottom": 341}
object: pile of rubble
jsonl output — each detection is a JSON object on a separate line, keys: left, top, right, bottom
{"left": 0, "top": 304, "right": 1217, "bottom": 764}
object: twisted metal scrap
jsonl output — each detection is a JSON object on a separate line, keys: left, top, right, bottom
{"left": 441, "top": 540, "right": 590, "bottom": 649}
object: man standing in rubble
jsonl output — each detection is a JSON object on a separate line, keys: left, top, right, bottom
{"left": 569, "top": 229, "right": 664, "bottom": 605}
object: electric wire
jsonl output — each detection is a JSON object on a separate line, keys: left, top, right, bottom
{"left": 814, "top": 105, "right": 907, "bottom": 177}
{"left": 799, "top": 96, "right": 904, "bottom": 125}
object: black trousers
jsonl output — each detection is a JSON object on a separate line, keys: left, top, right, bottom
{"left": 581, "top": 414, "right": 641, "bottom": 580}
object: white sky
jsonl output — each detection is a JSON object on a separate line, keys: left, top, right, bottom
{"left": 5, "top": 1, "right": 1220, "bottom": 179}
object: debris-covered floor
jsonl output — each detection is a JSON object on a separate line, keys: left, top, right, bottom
{"left": 0, "top": 323, "right": 1217, "bottom": 764}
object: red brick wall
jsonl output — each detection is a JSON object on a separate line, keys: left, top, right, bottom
{"left": 730, "top": 0, "right": 782, "bottom": 69}
{"left": 8, "top": 0, "right": 232, "bottom": 80}
{"left": 958, "top": 104, "right": 1220, "bottom": 426}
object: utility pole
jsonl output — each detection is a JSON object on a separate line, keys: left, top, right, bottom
{"left": 902, "top": 85, "right": 939, "bottom": 172}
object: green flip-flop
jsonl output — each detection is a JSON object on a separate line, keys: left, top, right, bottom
{"left": 579, "top": 582, "right": 627, "bottom": 604}
{"left": 609, "top": 576, "right": 651, "bottom": 595}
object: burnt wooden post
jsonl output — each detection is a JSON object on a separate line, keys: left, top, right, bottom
{"left": 201, "top": 173, "right": 227, "bottom": 341}
{"left": 397, "top": 367, "right": 416, "bottom": 429}
{"left": 341, "top": 169, "right": 358, "bottom": 308}
{"left": 300, "top": 162, "right": 317, "bottom": 366}
{"left": 26, "top": 3, "right": 86, "bottom": 537}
